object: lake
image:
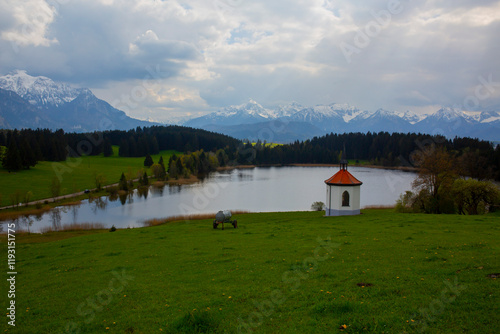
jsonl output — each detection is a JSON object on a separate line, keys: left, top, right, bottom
{"left": 5, "top": 166, "right": 416, "bottom": 233}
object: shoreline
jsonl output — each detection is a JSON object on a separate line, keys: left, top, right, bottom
{"left": 217, "top": 163, "right": 418, "bottom": 172}
{"left": 0, "top": 164, "right": 415, "bottom": 217}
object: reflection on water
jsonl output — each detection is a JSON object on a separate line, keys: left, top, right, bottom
{"left": 20, "top": 215, "right": 34, "bottom": 233}
{"left": 90, "top": 197, "right": 108, "bottom": 213}
{"left": 109, "top": 193, "right": 118, "bottom": 202}
{"left": 150, "top": 183, "right": 165, "bottom": 196}
{"left": 238, "top": 172, "right": 253, "bottom": 181}
{"left": 6, "top": 167, "right": 416, "bottom": 233}
{"left": 50, "top": 209, "right": 61, "bottom": 231}
{"left": 138, "top": 187, "right": 149, "bottom": 199}
{"left": 168, "top": 185, "right": 182, "bottom": 195}
{"left": 71, "top": 204, "right": 80, "bottom": 223}
{"left": 119, "top": 193, "right": 127, "bottom": 205}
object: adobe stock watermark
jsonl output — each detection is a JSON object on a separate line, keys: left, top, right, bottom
{"left": 213, "top": 0, "right": 245, "bottom": 15}
{"left": 110, "top": 65, "right": 170, "bottom": 116}
{"left": 62, "top": 269, "right": 134, "bottom": 333}
{"left": 340, "top": 0, "right": 410, "bottom": 64}
{"left": 237, "top": 236, "right": 340, "bottom": 333}
{"left": 403, "top": 276, "right": 467, "bottom": 333}
{"left": 439, "top": 73, "right": 500, "bottom": 135}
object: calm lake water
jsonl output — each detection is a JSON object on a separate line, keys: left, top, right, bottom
{"left": 5, "top": 166, "right": 416, "bottom": 233}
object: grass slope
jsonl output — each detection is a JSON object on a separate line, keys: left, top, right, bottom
{"left": 1, "top": 210, "right": 499, "bottom": 333}
{"left": 0, "top": 147, "right": 177, "bottom": 206}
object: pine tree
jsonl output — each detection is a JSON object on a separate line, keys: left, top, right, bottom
{"left": 119, "top": 138, "right": 129, "bottom": 157}
{"left": 168, "top": 156, "right": 178, "bottom": 179}
{"left": 119, "top": 173, "right": 128, "bottom": 191}
{"left": 151, "top": 136, "right": 159, "bottom": 154}
{"left": 141, "top": 172, "right": 149, "bottom": 186}
{"left": 20, "top": 138, "right": 37, "bottom": 169}
{"left": 3, "top": 140, "right": 23, "bottom": 171}
{"left": 103, "top": 138, "right": 113, "bottom": 157}
{"left": 144, "top": 154, "right": 154, "bottom": 167}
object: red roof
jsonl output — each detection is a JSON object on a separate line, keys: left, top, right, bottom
{"left": 325, "top": 169, "right": 362, "bottom": 186}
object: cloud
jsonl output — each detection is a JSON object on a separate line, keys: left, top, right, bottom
{"left": 129, "top": 30, "right": 201, "bottom": 62}
{"left": 0, "top": 0, "right": 58, "bottom": 47}
{"left": 0, "top": 0, "right": 499, "bottom": 120}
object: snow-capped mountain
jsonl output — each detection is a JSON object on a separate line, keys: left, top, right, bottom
{"left": 281, "top": 103, "right": 354, "bottom": 132}
{"left": 402, "top": 110, "right": 426, "bottom": 124}
{"left": 477, "top": 110, "right": 500, "bottom": 123}
{"left": 347, "top": 108, "right": 414, "bottom": 134}
{"left": 0, "top": 70, "right": 155, "bottom": 132}
{"left": 0, "top": 70, "right": 85, "bottom": 108}
{"left": 184, "top": 99, "right": 276, "bottom": 127}
{"left": 183, "top": 101, "right": 500, "bottom": 142}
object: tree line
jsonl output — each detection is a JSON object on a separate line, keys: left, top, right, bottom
{"left": 0, "top": 126, "right": 240, "bottom": 171}
{"left": 1, "top": 128, "right": 499, "bottom": 182}
{"left": 247, "top": 132, "right": 500, "bottom": 181}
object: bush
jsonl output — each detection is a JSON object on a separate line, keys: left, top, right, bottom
{"left": 395, "top": 191, "right": 415, "bottom": 213}
{"left": 109, "top": 225, "right": 116, "bottom": 232}
{"left": 106, "top": 186, "right": 119, "bottom": 196}
{"left": 311, "top": 201, "right": 325, "bottom": 211}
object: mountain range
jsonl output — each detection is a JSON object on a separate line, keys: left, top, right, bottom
{"left": 0, "top": 70, "right": 499, "bottom": 142}
{"left": 0, "top": 70, "right": 153, "bottom": 132}
{"left": 183, "top": 100, "right": 500, "bottom": 142}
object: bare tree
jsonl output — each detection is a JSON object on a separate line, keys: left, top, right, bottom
{"left": 412, "top": 145, "right": 457, "bottom": 213}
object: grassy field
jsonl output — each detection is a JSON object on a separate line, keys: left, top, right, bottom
{"left": 1, "top": 209, "right": 498, "bottom": 333}
{"left": 0, "top": 147, "right": 177, "bottom": 207}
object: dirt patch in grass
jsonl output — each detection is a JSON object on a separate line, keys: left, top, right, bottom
{"left": 356, "top": 282, "right": 374, "bottom": 287}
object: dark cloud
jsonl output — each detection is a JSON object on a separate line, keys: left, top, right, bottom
{"left": 0, "top": 0, "right": 499, "bottom": 120}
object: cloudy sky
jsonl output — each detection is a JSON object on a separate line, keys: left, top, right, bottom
{"left": 1, "top": 0, "right": 499, "bottom": 122}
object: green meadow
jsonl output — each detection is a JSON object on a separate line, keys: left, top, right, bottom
{"left": 0, "top": 147, "right": 177, "bottom": 207}
{"left": 1, "top": 209, "right": 499, "bottom": 333}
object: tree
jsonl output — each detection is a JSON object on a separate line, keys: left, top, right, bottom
{"left": 216, "top": 149, "right": 228, "bottom": 167}
{"left": 151, "top": 164, "right": 163, "bottom": 180}
{"left": 3, "top": 140, "right": 23, "bottom": 171}
{"left": 51, "top": 176, "right": 61, "bottom": 200}
{"left": 103, "top": 138, "right": 113, "bottom": 157}
{"left": 150, "top": 136, "right": 159, "bottom": 154}
{"left": 458, "top": 149, "right": 490, "bottom": 180}
{"left": 9, "top": 190, "right": 22, "bottom": 208}
{"left": 452, "top": 179, "right": 500, "bottom": 215}
{"left": 411, "top": 145, "right": 457, "bottom": 213}
{"left": 141, "top": 172, "right": 149, "bottom": 186}
{"left": 19, "top": 138, "right": 37, "bottom": 169}
{"left": 395, "top": 191, "right": 416, "bottom": 213}
{"left": 119, "top": 138, "right": 129, "bottom": 157}
{"left": 23, "top": 191, "right": 33, "bottom": 207}
{"left": 168, "top": 155, "right": 179, "bottom": 179}
{"left": 144, "top": 154, "right": 154, "bottom": 167}
{"left": 118, "top": 172, "right": 128, "bottom": 191}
